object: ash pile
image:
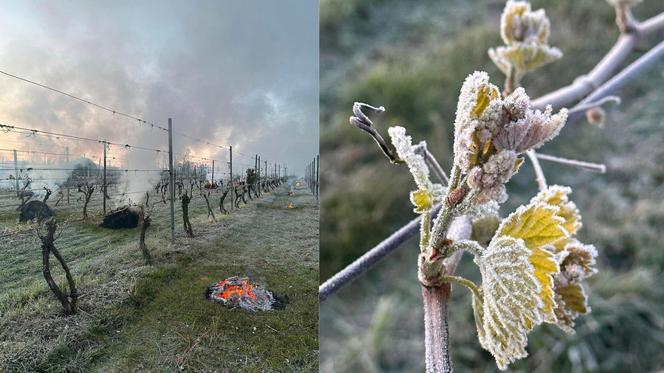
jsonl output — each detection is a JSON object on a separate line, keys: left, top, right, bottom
{"left": 100, "top": 206, "right": 141, "bottom": 229}
{"left": 206, "top": 276, "right": 287, "bottom": 311}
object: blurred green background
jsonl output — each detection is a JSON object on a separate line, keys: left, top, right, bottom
{"left": 319, "top": 0, "right": 664, "bottom": 372}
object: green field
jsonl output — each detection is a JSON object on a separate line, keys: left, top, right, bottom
{"left": 0, "top": 181, "right": 319, "bottom": 372}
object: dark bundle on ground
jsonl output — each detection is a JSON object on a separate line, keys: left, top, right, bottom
{"left": 19, "top": 201, "right": 54, "bottom": 222}
{"left": 100, "top": 206, "right": 140, "bottom": 229}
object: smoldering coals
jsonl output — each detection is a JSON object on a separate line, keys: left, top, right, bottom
{"left": 205, "top": 277, "right": 289, "bottom": 311}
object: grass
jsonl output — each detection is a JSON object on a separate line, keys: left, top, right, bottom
{"left": 0, "top": 181, "right": 319, "bottom": 372}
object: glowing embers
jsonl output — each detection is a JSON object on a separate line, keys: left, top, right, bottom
{"left": 287, "top": 202, "right": 296, "bottom": 209}
{"left": 206, "top": 277, "right": 285, "bottom": 311}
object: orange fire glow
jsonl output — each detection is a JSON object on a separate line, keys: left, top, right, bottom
{"left": 216, "top": 278, "right": 257, "bottom": 300}
{"left": 287, "top": 202, "right": 295, "bottom": 209}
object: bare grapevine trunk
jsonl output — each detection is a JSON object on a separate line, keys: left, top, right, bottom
{"left": 421, "top": 216, "right": 472, "bottom": 373}
{"left": 40, "top": 220, "right": 78, "bottom": 315}
{"left": 203, "top": 192, "right": 216, "bottom": 221}
{"left": 219, "top": 190, "right": 229, "bottom": 214}
{"left": 139, "top": 215, "right": 153, "bottom": 265}
{"left": 422, "top": 284, "right": 452, "bottom": 373}
{"left": 181, "top": 193, "right": 194, "bottom": 237}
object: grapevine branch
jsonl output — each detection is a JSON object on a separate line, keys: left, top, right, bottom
{"left": 536, "top": 153, "right": 607, "bottom": 173}
{"left": 319, "top": 204, "right": 442, "bottom": 302}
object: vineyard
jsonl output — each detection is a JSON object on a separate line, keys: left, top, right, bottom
{"left": 0, "top": 69, "right": 319, "bottom": 371}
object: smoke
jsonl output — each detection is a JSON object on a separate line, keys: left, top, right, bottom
{"left": 0, "top": 0, "right": 318, "bottom": 201}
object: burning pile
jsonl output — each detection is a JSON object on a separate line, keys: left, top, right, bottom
{"left": 206, "top": 277, "right": 285, "bottom": 311}
{"left": 287, "top": 202, "right": 296, "bottom": 209}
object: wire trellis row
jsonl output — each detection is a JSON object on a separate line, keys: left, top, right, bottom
{"left": 0, "top": 67, "right": 288, "bottom": 243}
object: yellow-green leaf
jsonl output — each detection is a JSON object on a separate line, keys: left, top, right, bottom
{"left": 553, "top": 282, "right": 589, "bottom": 334}
{"left": 409, "top": 188, "right": 432, "bottom": 214}
{"left": 471, "top": 85, "right": 500, "bottom": 118}
{"left": 496, "top": 203, "right": 565, "bottom": 321}
{"left": 497, "top": 203, "right": 568, "bottom": 249}
{"left": 531, "top": 185, "right": 582, "bottom": 236}
{"left": 529, "top": 246, "right": 558, "bottom": 322}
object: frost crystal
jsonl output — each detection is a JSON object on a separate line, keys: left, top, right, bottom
{"left": 489, "top": 1, "right": 562, "bottom": 78}
{"left": 452, "top": 73, "right": 567, "bottom": 203}
{"left": 388, "top": 126, "right": 445, "bottom": 213}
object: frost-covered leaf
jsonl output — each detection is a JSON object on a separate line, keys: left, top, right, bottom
{"left": 388, "top": 126, "right": 444, "bottom": 213}
{"left": 491, "top": 90, "right": 568, "bottom": 153}
{"left": 552, "top": 240, "right": 597, "bottom": 332}
{"left": 496, "top": 203, "right": 565, "bottom": 321}
{"left": 452, "top": 72, "right": 567, "bottom": 205}
{"left": 558, "top": 240, "right": 597, "bottom": 281}
{"left": 473, "top": 236, "right": 542, "bottom": 370}
{"left": 467, "top": 150, "right": 518, "bottom": 204}
{"left": 553, "top": 282, "right": 589, "bottom": 334}
{"left": 489, "top": 44, "right": 562, "bottom": 76}
{"left": 492, "top": 1, "right": 562, "bottom": 76}
{"left": 531, "top": 185, "right": 582, "bottom": 236}
{"left": 529, "top": 245, "right": 559, "bottom": 322}
{"left": 500, "top": 1, "right": 551, "bottom": 45}
{"left": 497, "top": 203, "right": 568, "bottom": 249}
{"left": 453, "top": 71, "right": 503, "bottom": 172}
{"left": 388, "top": 126, "right": 430, "bottom": 189}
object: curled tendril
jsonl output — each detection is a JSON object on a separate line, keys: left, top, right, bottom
{"left": 349, "top": 102, "right": 402, "bottom": 163}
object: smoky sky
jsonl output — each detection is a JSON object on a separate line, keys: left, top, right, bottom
{"left": 0, "top": 0, "right": 318, "bottom": 176}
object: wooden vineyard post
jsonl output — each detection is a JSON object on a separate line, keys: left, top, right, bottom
{"left": 229, "top": 146, "right": 234, "bottom": 210}
{"left": 13, "top": 149, "right": 19, "bottom": 196}
{"left": 102, "top": 140, "right": 107, "bottom": 215}
{"left": 257, "top": 154, "right": 261, "bottom": 195}
{"left": 168, "top": 118, "right": 175, "bottom": 243}
{"left": 316, "top": 154, "right": 320, "bottom": 199}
